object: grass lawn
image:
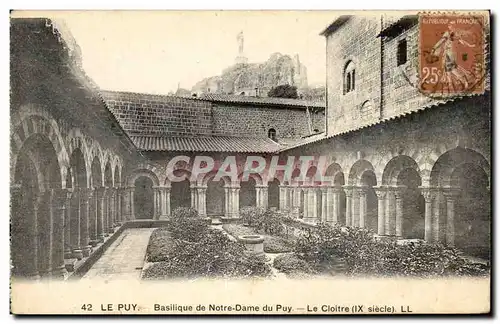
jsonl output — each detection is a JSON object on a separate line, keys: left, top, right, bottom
{"left": 222, "top": 223, "right": 294, "bottom": 253}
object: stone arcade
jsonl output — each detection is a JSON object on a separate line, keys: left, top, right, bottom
{"left": 10, "top": 14, "right": 491, "bottom": 280}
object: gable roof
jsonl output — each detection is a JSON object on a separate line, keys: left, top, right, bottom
{"left": 198, "top": 93, "right": 325, "bottom": 109}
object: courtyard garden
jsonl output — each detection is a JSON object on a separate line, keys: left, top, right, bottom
{"left": 142, "top": 206, "right": 490, "bottom": 280}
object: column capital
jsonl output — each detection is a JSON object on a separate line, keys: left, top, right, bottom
{"left": 343, "top": 185, "right": 354, "bottom": 197}
{"left": 419, "top": 186, "right": 436, "bottom": 200}
{"left": 255, "top": 184, "right": 268, "bottom": 189}
{"left": 373, "top": 186, "right": 387, "bottom": 198}
{"left": 80, "top": 187, "right": 95, "bottom": 200}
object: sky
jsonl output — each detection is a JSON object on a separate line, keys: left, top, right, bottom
{"left": 36, "top": 11, "right": 336, "bottom": 94}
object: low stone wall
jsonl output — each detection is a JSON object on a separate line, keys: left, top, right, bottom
{"left": 69, "top": 220, "right": 172, "bottom": 279}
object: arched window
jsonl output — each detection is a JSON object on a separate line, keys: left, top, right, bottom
{"left": 268, "top": 128, "right": 277, "bottom": 141}
{"left": 343, "top": 60, "right": 356, "bottom": 94}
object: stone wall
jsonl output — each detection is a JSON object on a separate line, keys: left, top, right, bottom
{"left": 325, "top": 15, "right": 382, "bottom": 135}
{"left": 212, "top": 104, "right": 325, "bottom": 139}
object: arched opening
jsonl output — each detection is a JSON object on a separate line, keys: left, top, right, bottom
{"left": 113, "top": 165, "right": 120, "bottom": 188}
{"left": 360, "top": 170, "right": 378, "bottom": 232}
{"left": 452, "top": 163, "right": 490, "bottom": 259}
{"left": 171, "top": 179, "right": 191, "bottom": 211}
{"left": 398, "top": 168, "right": 425, "bottom": 239}
{"left": 239, "top": 177, "right": 256, "bottom": 207}
{"left": 134, "top": 176, "right": 154, "bottom": 219}
{"left": 268, "top": 128, "right": 277, "bottom": 141}
{"left": 12, "top": 134, "right": 62, "bottom": 278}
{"left": 206, "top": 178, "right": 226, "bottom": 217}
{"left": 431, "top": 147, "right": 490, "bottom": 259}
{"left": 268, "top": 178, "right": 280, "bottom": 210}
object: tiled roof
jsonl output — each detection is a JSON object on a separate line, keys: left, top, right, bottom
{"left": 198, "top": 93, "right": 325, "bottom": 109}
{"left": 378, "top": 15, "right": 418, "bottom": 38}
{"left": 130, "top": 135, "right": 282, "bottom": 153}
{"left": 320, "top": 16, "right": 352, "bottom": 36}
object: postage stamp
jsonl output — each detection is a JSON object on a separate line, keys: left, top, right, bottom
{"left": 419, "top": 12, "right": 486, "bottom": 97}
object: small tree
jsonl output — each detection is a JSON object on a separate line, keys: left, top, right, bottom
{"left": 267, "top": 84, "right": 299, "bottom": 99}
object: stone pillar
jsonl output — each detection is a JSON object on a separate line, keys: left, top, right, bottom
{"left": 224, "top": 187, "right": 230, "bottom": 218}
{"left": 70, "top": 189, "right": 83, "bottom": 260}
{"left": 196, "top": 186, "right": 207, "bottom": 218}
{"left": 385, "top": 188, "right": 396, "bottom": 236}
{"left": 88, "top": 189, "right": 98, "bottom": 246}
{"left": 321, "top": 187, "right": 328, "bottom": 223}
{"left": 374, "top": 187, "right": 386, "bottom": 236}
{"left": 279, "top": 185, "right": 286, "bottom": 210}
{"left": 37, "top": 190, "right": 53, "bottom": 277}
{"left": 64, "top": 190, "right": 73, "bottom": 257}
{"left": 332, "top": 186, "right": 342, "bottom": 224}
{"left": 351, "top": 187, "right": 360, "bottom": 227}
{"left": 324, "top": 186, "right": 334, "bottom": 223}
{"left": 432, "top": 188, "right": 443, "bottom": 243}
{"left": 190, "top": 186, "right": 196, "bottom": 209}
{"left": 443, "top": 187, "right": 460, "bottom": 246}
{"left": 159, "top": 186, "right": 170, "bottom": 219}
{"left": 79, "top": 188, "right": 93, "bottom": 257}
{"left": 115, "top": 188, "right": 122, "bottom": 225}
{"left": 232, "top": 187, "right": 240, "bottom": 218}
{"left": 358, "top": 186, "right": 367, "bottom": 228}
{"left": 420, "top": 187, "right": 433, "bottom": 242}
{"left": 50, "top": 188, "right": 68, "bottom": 279}
{"left": 165, "top": 187, "right": 171, "bottom": 218}
{"left": 96, "top": 187, "right": 106, "bottom": 242}
{"left": 303, "top": 186, "right": 318, "bottom": 224}
{"left": 394, "top": 186, "right": 406, "bottom": 238}
{"left": 344, "top": 186, "right": 353, "bottom": 227}
{"left": 106, "top": 188, "right": 114, "bottom": 234}
{"left": 129, "top": 186, "right": 135, "bottom": 220}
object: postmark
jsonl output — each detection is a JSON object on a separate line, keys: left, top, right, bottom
{"left": 418, "top": 12, "right": 486, "bottom": 97}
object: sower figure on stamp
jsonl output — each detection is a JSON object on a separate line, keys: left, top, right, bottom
{"left": 429, "top": 24, "right": 477, "bottom": 91}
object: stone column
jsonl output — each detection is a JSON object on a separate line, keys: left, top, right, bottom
{"left": 443, "top": 187, "right": 460, "bottom": 246}
{"left": 332, "top": 186, "right": 342, "bottom": 224}
{"left": 358, "top": 186, "right": 367, "bottom": 228}
{"left": 420, "top": 187, "right": 433, "bottom": 242}
{"left": 106, "top": 189, "right": 114, "bottom": 234}
{"left": 324, "top": 186, "right": 334, "bottom": 223}
{"left": 115, "top": 188, "right": 122, "bottom": 225}
{"left": 344, "top": 186, "right": 353, "bottom": 227}
{"left": 374, "top": 187, "right": 386, "bottom": 236}
{"left": 232, "top": 187, "right": 240, "bottom": 218}
{"left": 50, "top": 188, "right": 68, "bottom": 279}
{"left": 165, "top": 187, "right": 171, "bottom": 218}
{"left": 190, "top": 186, "right": 196, "bottom": 209}
{"left": 88, "top": 188, "right": 98, "bottom": 246}
{"left": 158, "top": 186, "right": 169, "bottom": 219}
{"left": 224, "top": 187, "right": 230, "bottom": 218}
{"left": 304, "top": 186, "right": 318, "bottom": 224}
{"left": 432, "top": 188, "right": 443, "bottom": 243}
{"left": 79, "top": 188, "right": 93, "bottom": 257}
{"left": 351, "top": 187, "right": 360, "bottom": 227}
{"left": 196, "top": 186, "right": 207, "bottom": 218}
{"left": 394, "top": 186, "right": 406, "bottom": 238}
{"left": 321, "top": 187, "right": 328, "bottom": 223}
{"left": 129, "top": 186, "right": 135, "bottom": 220}
{"left": 96, "top": 187, "right": 106, "bottom": 242}
{"left": 38, "top": 190, "right": 53, "bottom": 277}
{"left": 70, "top": 189, "right": 83, "bottom": 260}
{"left": 64, "top": 189, "right": 73, "bottom": 257}
{"left": 385, "top": 188, "right": 396, "bottom": 236}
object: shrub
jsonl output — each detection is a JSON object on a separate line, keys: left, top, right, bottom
{"left": 293, "top": 223, "right": 491, "bottom": 277}
{"left": 263, "top": 236, "right": 293, "bottom": 253}
{"left": 239, "top": 206, "right": 266, "bottom": 227}
{"left": 273, "top": 253, "right": 314, "bottom": 275}
{"left": 143, "top": 228, "right": 272, "bottom": 279}
{"left": 146, "top": 229, "right": 176, "bottom": 262}
{"left": 171, "top": 207, "right": 199, "bottom": 219}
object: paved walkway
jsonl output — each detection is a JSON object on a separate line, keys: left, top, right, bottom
{"left": 81, "top": 228, "right": 155, "bottom": 281}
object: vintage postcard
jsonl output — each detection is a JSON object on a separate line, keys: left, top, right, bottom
{"left": 9, "top": 10, "right": 491, "bottom": 315}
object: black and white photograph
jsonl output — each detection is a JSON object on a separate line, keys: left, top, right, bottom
{"left": 9, "top": 10, "right": 491, "bottom": 315}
